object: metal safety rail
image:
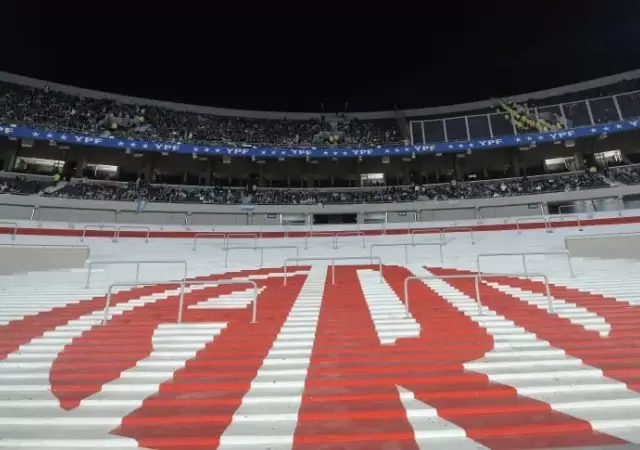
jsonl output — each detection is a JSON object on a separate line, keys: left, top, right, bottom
{"left": 223, "top": 233, "right": 259, "bottom": 251}
{"left": 564, "top": 231, "right": 640, "bottom": 249}
{"left": 410, "top": 229, "right": 445, "bottom": 247}
{"left": 335, "top": 231, "right": 366, "bottom": 248}
{"left": 442, "top": 227, "right": 476, "bottom": 245}
{"left": 37, "top": 212, "right": 76, "bottom": 229}
{"left": 225, "top": 245, "right": 300, "bottom": 268}
{"left": 81, "top": 224, "right": 118, "bottom": 242}
{"left": 304, "top": 231, "right": 338, "bottom": 250}
{"left": 516, "top": 216, "right": 553, "bottom": 234}
{"left": 403, "top": 272, "right": 552, "bottom": 318}
{"left": 283, "top": 256, "right": 383, "bottom": 285}
{"left": 476, "top": 251, "right": 574, "bottom": 278}
{"left": 103, "top": 278, "right": 259, "bottom": 325}
{"left": 549, "top": 214, "right": 583, "bottom": 231}
{"left": 116, "top": 225, "right": 151, "bottom": 243}
{"left": 192, "top": 232, "right": 227, "bottom": 251}
{"left": 0, "top": 221, "right": 18, "bottom": 241}
{"left": 192, "top": 232, "right": 259, "bottom": 251}
{"left": 371, "top": 242, "right": 444, "bottom": 264}
{"left": 85, "top": 259, "right": 189, "bottom": 288}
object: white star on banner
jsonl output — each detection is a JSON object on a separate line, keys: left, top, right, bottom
{"left": 526, "top": 136, "right": 532, "bottom": 141}
{"left": 131, "top": 142, "right": 136, "bottom": 147}
{"left": 193, "top": 147, "right": 199, "bottom": 152}
{"left": 603, "top": 126, "right": 610, "bottom": 131}
{"left": 46, "top": 133, "right": 53, "bottom": 139}
{"left": 385, "top": 149, "right": 390, "bottom": 153}
{"left": 204, "top": 147, "right": 209, "bottom": 152}
{"left": 591, "top": 128, "right": 598, "bottom": 133}
{"left": 142, "top": 144, "right": 148, "bottom": 149}
{"left": 515, "top": 138, "right": 521, "bottom": 143}
{"left": 32, "top": 132, "right": 39, "bottom": 137}
{"left": 118, "top": 141, "right": 124, "bottom": 146}
{"left": 616, "top": 124, "right": 623, "bottom": 129}
{"left": 215, "top": 149, "right": 221, "bottom": 153}
{"left": 60, "top": 135, "right": 67, "bottom": 140}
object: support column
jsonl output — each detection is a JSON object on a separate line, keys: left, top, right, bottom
{"left": 510, "top": 148, "right": 521, "bottom": 177}
{"left": 1, "top": 146, "right": 17, "bottom": 171}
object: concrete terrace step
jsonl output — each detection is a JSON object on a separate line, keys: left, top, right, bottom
{"left": 2, "top": 245, "right": 640, "bottom": 449}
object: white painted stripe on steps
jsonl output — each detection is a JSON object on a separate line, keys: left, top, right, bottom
{"left": 484, "top": 281, "right": 612, "bottom": 337}
{"left": 0, "top": 323, "right": 226, "bottom": 444}
{"left": 411, "top": 265, "right": 640, "bottom": 444}
{"left": 217, "top": 264, "right": 327, "bottom": 449}
{"left": 357, "top": 269, "right": 420, "bottom": 344}
{"left": 396, "top": 385, "right": 487, "bottom": 449}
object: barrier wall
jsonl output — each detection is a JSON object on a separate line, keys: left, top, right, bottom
{"left": 0, "top": 245, "right": 90, "bottom": 274}
{"left": 565, "top": 233, "right": 640, "bottom": 260}
{"left": 0, "top": 185, "right": 632, "bottom": 228}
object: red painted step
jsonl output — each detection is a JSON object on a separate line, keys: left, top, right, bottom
{"left": 429, "top": 267, "right": 640, "bottom": 395}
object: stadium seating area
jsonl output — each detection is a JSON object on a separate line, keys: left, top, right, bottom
{"left": 0, "top": 171, "right": 611, "bottom": 204}
{"left": 609, "top": 165, "right": 640, "bottom": 185}
{"left": 0, "top": 82, "right": 402, "bottom": 147}
{"left": 2, "top": 222, "right": 640, "bottom": 448}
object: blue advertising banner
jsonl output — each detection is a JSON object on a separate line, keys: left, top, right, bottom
{"left": 0, "top": 118, "right": 638, "bottom": 158}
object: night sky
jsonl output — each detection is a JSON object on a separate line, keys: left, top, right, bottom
{"left": 3, "top": 0, "right": 640, "bottom": 112}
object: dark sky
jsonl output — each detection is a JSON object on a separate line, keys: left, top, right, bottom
{"left": 3, "top": 0, "right": 640, "bottom": 112}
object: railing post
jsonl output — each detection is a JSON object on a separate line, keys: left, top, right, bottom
{"left": 522, "top": 254, "right": 527, "bottom": 276}
{"left": 543, "top": 276, "right": 554, "bottom": 313}
{"left": 135, "top": 262, "right": 141, "bottom": 284}
{"left": 177, "top": 281, "right": 186, "bottom": 323}
{"left": 331, "top": 260, "right": 336, "bottom": 285}
{"left": 404, "top": 244, "right": 409, "bottom": 264}
{"left": 566, "top": 252, "right": 575, "bottom": 278}
{"left": 102, "top": 287, "right": 113, "bottom": 325}
{"left": 474, "top": 274, "right": 482, "bottom": 315}
{"left": 85, "top": 262, "right": 93, "bottom": 289}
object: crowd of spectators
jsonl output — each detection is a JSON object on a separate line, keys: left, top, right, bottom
{"left": 0, "top": 171, "right": 610, "bottom": 204}
{"left": 0, "top": 82, "right": 401, "bottom": 147}
{"left": 608, "top": 165, "right": 640, "bottom": 185}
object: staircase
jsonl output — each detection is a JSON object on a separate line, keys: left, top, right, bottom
{"left": 1, "top": 260, "right": 640, "bottom": 448}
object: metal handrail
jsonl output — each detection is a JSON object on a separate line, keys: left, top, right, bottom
{"left": 404, "top": 272, "right": 552, "bottom": 318}
{"left": 225, "top": 245, "right": 300, "bottom": 268}
{"left": 476, "top": 251, "right": 574, "bottom": 278}
{"left": 85, "top": 259, "right": 188, "bottom": 288}
{"left": 371, "top": 242, "right": 444, "bottom": 264}
{"left": 81, "top": 224, "right": 117, "bottom": 242}
{"left": 0, "top": 221, "right": 18, "bottom": 241}
{"left": 334, "top": 231, "right": 366, "bottom": 248}
{"left": 442, "top": 227, "right": 476, "bottom": 245}
{"left": 305, "top": 231, "right": 338, "bottom": 250}
{"left": 549, "top": 214, "right": 583, "bottom": 231}
{"left": 283, "top": 256, "right": 383, "bottom": 285}
{"left": 411, "top": 229, "right": 445, "bottom": 247}
{"left": 224, "top": 233, "right": 259, "bottom": 250}
{"left": 103, "top": 278, "right": 258, "bottom": 325}
{"left": 192, "top": 232, "right": 227, "bottom": 251}
{"left": 516, "top": 216, "right": 553, "bottom": 234}
{"left": 37, "top": 210, "right": 76, "bottom": 229}
{"left": 116, "top": 225, "right": 151, "bottom": 243}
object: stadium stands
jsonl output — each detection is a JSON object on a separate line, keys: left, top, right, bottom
{"left": 0, "top": 171, "right": 612, "bottom": 204}
{"left": 0, "top": 81, "right": 402, "bottom": 147}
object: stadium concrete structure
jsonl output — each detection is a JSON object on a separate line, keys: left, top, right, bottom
{"left": 2, "top": 72, "right": 640, "bottom": 449}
